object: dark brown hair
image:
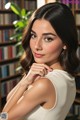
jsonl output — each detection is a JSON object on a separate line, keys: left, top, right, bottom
{"left": 20, "top": 2, "right": 80, "bottom": 76}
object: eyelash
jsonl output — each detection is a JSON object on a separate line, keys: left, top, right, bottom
{"left": 30, "top": 33, "right": 54, "bottom": 42}
{"left": 30, "top": 33, "right": 35, "bottom": 39}
{"left": 44, "top": 37, "right": 54, "bottom": 42}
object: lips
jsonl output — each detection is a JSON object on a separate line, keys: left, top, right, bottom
{"left": 34, "top": 52, "right": 44, "bottom": 58}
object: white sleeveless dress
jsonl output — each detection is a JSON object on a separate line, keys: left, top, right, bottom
{"left": 24, "top": 69, "right": 76, "bottom": 120}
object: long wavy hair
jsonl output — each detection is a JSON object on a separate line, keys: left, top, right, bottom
{"left": 20, "top": 2, "right": 79, "bottom": 76}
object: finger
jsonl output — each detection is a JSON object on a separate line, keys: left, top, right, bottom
{"left": 32, "top": 63, "right": 52, "bottom": 72}
{"left": 30, "top": 66, "right": 48, "bottom": 76}
{"left": 28, "top": 69, "right": 44, "bottom": 77}
{"left": 33, "top": 70, "right": 44, "bottom": 77}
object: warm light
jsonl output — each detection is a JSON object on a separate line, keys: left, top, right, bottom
{"left": 13, "top": 20, "right": 18, "bottom": 25}
{"left": 37, "top": 0, "right": 45, "bottom": 8}
{"left": 5, "top": 2, "right": 11, "bottom": 9}
{"left": 46, "top": 0, "right": 56, "bottom": 3}
{"left": 37, "top": 0, "right": 56, "bottom": 8}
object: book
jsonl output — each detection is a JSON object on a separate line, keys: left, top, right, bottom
{"left": 76, "top": 13, "right": 80, "bottom": 25}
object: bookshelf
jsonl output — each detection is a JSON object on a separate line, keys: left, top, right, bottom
{"left": 56, "top": 0, "right": 80, "bottom": 119}
{"left": 45, "top": 0, "right": 80, "bottom": 119}
{"left": 0, "top": 0, "right": 37, "bottom": 112}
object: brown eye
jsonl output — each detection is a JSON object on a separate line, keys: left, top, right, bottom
{"left": 31, "top": 32, "right": 36, "bottom": 39}
{"left": 44, "top": 37, "right": 54, "bottom": 42}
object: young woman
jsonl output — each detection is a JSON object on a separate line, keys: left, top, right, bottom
{"left": 2, "top": 2, "right": 79, "bottom": 120}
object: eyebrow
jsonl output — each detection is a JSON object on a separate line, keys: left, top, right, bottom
{"left": 31, "top": 30, "right": 56, "bottom": 36}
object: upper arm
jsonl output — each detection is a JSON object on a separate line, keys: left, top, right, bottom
{"left": 8, "top": 78, "right": 52, "bottom": 120}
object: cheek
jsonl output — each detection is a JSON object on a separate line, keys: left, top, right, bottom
{"left": 30, "top": 40, "right": 34, "bottom": 50}
{"left": 45, "top": 43, "right": 63, "bottom": 55}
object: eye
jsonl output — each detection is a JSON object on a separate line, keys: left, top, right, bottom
{"left": 44, "top": 37, "right": 54, "bottom": 42}
{"left": 30, "top": 32, "right": 36, "bottom": 39}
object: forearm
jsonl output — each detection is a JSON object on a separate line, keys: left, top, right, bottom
{"left": 7, "top": 82, "right": 21, "bottom": 101}
{"left": 2, "top": 82, "right": 28, "bottom": 112}
{"left": 7, "top": 75, "right": 26, "bottom": 101}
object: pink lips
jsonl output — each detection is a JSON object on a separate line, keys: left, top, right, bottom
{"left": 34, "top": 52, "right": 44, "bottom": 58}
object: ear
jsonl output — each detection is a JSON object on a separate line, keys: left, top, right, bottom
{"left": 63, "top": 45, "right": 67, "bottom": 50}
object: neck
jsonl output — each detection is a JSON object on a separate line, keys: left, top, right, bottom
{"left": 50, "top": 62, "right": 64, "bottom": 70}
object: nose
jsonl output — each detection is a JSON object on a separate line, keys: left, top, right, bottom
{"left": 35, "top": 39, "right": 42, "bottom": 50}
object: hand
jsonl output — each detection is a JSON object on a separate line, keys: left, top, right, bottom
{"left": 26, "top": 63, "right": 53, "bottom": 84}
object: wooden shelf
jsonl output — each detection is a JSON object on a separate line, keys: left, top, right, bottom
{"left": 76, "top": 89, "right": 80, "bottom": 94}
{"left": 1, "top": 73, "right": 22, "bottom": 82}
{"left": 0, "top": 41, "right": 17, "bottom": 47}
{"left": 74, "top": 98, "right": 80, "bottom": 104}
{"left": 77, "top": 25, "right": 80, "bottom": 29}
{"left": 76, "top": 73, "right": 80, "bottom": 76}
{"left": 0, "top": 10, "right": 14, "bottom": 13}
{"left": 0, "top": 25, "right": 14, "bottom": 29}
{"left": 0, "top": 57, "right": 20, "bottom": 65}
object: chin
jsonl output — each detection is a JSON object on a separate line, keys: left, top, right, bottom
{"left": 35, "top": 61, "right": 44, "bottom": 64}
{"left": 34, "top": 59, "right": 44, "bottom": 63}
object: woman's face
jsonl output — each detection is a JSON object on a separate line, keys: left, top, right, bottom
{"left": 30, "top": 19, "right": 64, "bottom": 66}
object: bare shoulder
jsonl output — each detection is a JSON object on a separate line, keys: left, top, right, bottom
{"left": 23, "top": 77, "right": 56, "bottom": 109}
{"left": 24, "top": 77, "right": 55, "bottom": 98}
{"left": 31, "top": 77, "right": 55, "bottom": 95}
